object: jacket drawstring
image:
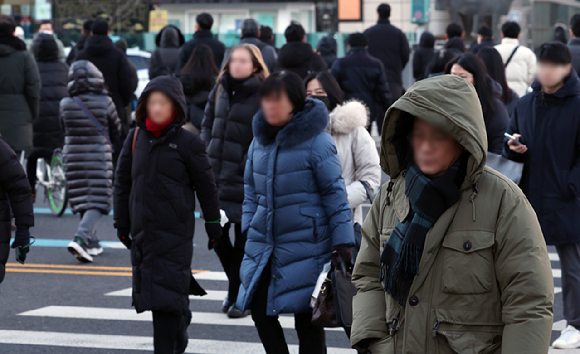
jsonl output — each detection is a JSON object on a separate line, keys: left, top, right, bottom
{"left": 469, "top": 183, "right": 479, "bottom": 222}
{"left": 386, "top": 181, "right": 394, "bottom": 206}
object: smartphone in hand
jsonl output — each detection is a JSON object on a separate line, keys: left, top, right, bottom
{"left": 504, "top": 133, "right": 521, "bottom": 146}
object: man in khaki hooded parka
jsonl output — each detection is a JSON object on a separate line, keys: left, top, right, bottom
{"left": 351, "top": 75, "right": 554, "bottom": 354}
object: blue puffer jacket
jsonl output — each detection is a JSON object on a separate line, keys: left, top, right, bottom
{"left": 236, "top": 98, "right": 354, "bottom": 315}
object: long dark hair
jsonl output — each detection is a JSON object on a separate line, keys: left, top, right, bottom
{"left": 445, "top": 53, "right": 496, "bottom": 117}
{"left": 477, "top": 47, "right": 513, "bottom": 104}
{"left": 303, "top": 71, "right": 344, "bottom": 111}
{"left": 180, "top": 44, "right": 219, "bottom": 91}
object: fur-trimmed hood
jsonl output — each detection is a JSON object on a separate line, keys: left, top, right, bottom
{"left": 253, "top": 98, "right": 329, "bottom": 148}
{"left": 328, "top": 99, "right": 369, "bottom": 134}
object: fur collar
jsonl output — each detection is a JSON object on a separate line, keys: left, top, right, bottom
{"left": 253, "top": 98, "right": 329, "bottom": 148}
{"left": 328, "top": 99, "right": 369, "bottom": 134}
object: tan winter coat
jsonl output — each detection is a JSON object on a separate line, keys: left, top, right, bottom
{"left": 351, "top": 75, "right": 554, "bottom": 354}
{"left": 329, "top": 100, "right": 381, "bottom": 225}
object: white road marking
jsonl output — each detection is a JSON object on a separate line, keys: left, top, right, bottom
{"left": 105, "top": 288, "right": 228, "bottom": 301}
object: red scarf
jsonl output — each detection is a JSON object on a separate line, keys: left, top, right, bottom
{"left": 145, "top": 117, "right": 174, "bottom": 138}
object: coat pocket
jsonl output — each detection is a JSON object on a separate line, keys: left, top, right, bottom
{"left": 441, "top": 231, "right": 495, "bottom": 294}
{"left": 434, "top": 321, "right": 503, "bottom": 354}
{"left": 300, "top": 207, "right": 321, "bottom": 240}
{"left": 367, "top": 335, "right": 395, "bottom": 354}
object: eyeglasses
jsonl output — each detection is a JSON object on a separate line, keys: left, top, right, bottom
{"left": 16, "top": 236, "right": 35, "bottom": 264}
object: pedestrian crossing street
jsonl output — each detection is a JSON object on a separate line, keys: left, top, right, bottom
{"left": 0, "top": 251, "right": 568, "bottom": 353}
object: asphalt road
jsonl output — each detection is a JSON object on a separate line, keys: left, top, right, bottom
{"left": 0, "top": 182, "right": 575, "bottom": 353}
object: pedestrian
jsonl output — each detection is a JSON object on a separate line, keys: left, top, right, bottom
{"left": 66, "top": 20, "right": 92, "bottom": 65}
{"left": 225, "top": 19, "right": 277, "bottom": 74}
{"left": 495, "top": 21, "right": 537, "bottom": 97}
{"left": 412, "top": 31, "right": 435, "bottom": 81}
{"left": 477, "top": 47, "right": 520, "bottom": 116}
{"left": 305, "top": 71, "right": 381, "bottom": 226}
{"left": 0, "top": 15, "right": 40, "bottom": 155}
{"left": 554, "top": 23, "right": 568, "bottom": 44}
{"left": 28, "top": 20, "right": 66, "bottom": 62}
{"left": 331, "top": 33, "right": 391, "bottom": 133}
{"left": 350, "top": 74, "right": 553, "bottom": 354}
{"left": 27, "top": 33, "right": 68, "bottom": 196}
{"left": 277, "top": 21, "right": 327, "bottom": 79}
{"left": 114, "top": 75, "right": 222, "bottom": 354}
{"left": 425, "top": 48, "right": 456, "bottom": 78}
{"left": 259, "top": 25, "right": 278, "bottom": 53}
{"left": 471, "top": 25, "right": 494, "bottom": 54}
{"left": 0, "top": 135, "right": 34, "bottom": 284}
{"left": 316, "top": 34, "right": 338, "bottom": 69}
{"left": 75, "top": 20, "right": 137, "bottom": 144}
{"left": 178, "top": 44, "right": 218, "bottom": 133}
{"left": 443, "top": 23, "right": 466, "bottom": 55}
{"left": 149, "top": 25, "right": 185, "bottom": 79}
{"left": 445, "top": 53, "right": 509, "bottom": 154}
{"left": 177, "top": 13, "right": 225, "bottom": 72}
{"left": 503, "top": 42, "right": 580, "bottom": 349}
{"left": 567, "top": 14, "right": 580, "bottom": 74}
{"left": 62, "top": 60, "right": 121, "bottom": 263}
{"left": 201, "top": 43, "right": 269, "bottom": 318}
{"left": 114, "top": 38, "right": 139, "bottom": 127}
{"left": 237, "top": 71, "right": 354, "bottom": 354}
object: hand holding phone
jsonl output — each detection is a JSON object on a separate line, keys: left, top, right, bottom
{"left": 504, "top": 133, "right": 521, "bottom": 145}
{"left": 506, "top": 133, "right": 528, "bottom": 154}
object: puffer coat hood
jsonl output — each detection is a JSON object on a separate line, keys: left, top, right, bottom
{"left": 67, "top": 60, "right": 105, "bottom": 96}
{"left": 419, "top": 32, "right": 435, "bottom": 48}
{"left": 32, "top": 33, "right": 59, "bottom": 62}
{"left": 137, "top": 75, "right": 187, "bottom": 122}
{"left": 236, "top": 98, "right": 354, "bottom": 315}
{"left": 328, "top": 99, "right": 369, "bottom": 134}
{"left": 155, "top": 25, "right": 184, "bottom": 48}
{"left": 351, "top": 75, "right": 554, "bottom": 354}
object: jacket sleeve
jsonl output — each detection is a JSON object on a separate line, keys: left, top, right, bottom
{"left": 488, "top": 101, "right": 509, "bottom": 154}
{"left": 106, "top": 97, "right": 121, "bottom": 147}
{"left": 113, "top": 130, "right": 134, "bottom": 234}
{"left": 0, "top": 140, "right": 33, "bottom": 228}
{"left": 502, "top": 107, "right": 526, "bottom": 162}
{"left": 346, "top": 127, "right": 381, "bottom": 210}
{"left": 399, "top": 32, "right": 410, "bottom": 67}
{"left": 118, "top": 54, "right": 137, "bottom": 106}
{"left": 66, "top": 46, "right": 77, "bottom": 66}
{"left": 494, "top": 194, "right": 553, "bottom": 354}
{"left": 351, "top": 185, "right": 388, "bottom": 349}
{"left": 24, "top": 52, "right": 41, "bottom": 121}
{"left": 412, "top": 52, "right": 422, "bottom": 80}
{"left": 376, "top": 62, "right": 392, "bottom": 108}
{"left": 148, "top": 50, "right": 158, "bottom": 79}
{"left": 201, "top": 83, "right": 218, "bottom": 148}
{"left": 242, "top": 142, "right": 257, "bottom": 235}
{"left": 186, "top": 134, "right": 220, "bottom": 222}
{"left": 312, "top": 133, "right": 354, "bottom": 247}
{"left": 567, "top": 116, "right": 580, "bottom": 197}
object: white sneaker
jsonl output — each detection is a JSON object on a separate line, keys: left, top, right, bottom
{"left": 87, "top": 246, "right": 103, "bottom": 256}
{"left": 553, "top": 325, "right": 580, "bottom": 349}
{"left": 67, "top": 237, "right": 94, "bottom": 263}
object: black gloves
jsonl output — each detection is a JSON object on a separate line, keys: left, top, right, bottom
{"left": 117, "top": 229, "right": 132, "bottom": 249}
{"left": 205, "top": 222, "right": 222, "bottom": 250}
{"left": 332, "top": 244, "right": 353, "bottom": 268}
{"left": 11, "top": 227, "right": 31, "bottom": 264}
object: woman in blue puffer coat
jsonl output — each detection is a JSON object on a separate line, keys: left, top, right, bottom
{"left": 236, "top": 71, "right": 354, "bottom": 354}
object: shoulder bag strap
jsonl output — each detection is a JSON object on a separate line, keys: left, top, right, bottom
{"left": 360, "top": 180, "right": 375, "bottom": 203}
{"left": 73, "top": 96, "right": 112, "bottom": 146}
{"left": 132, "top": 126, "right": 140, "bottom": 158}
{"left": 505, "top": 46, "right": 520, "bottom": 68}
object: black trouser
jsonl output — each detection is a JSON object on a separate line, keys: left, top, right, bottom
{"left": 214, "top": 222, "right": 245, "bottom": 304}
{"left": 555, "top": 242, "right": 580, "bottom": 327}
{"left": 251, "top": 265, "right": 326, "bottom": 354}
{"left": 152, "top": 311, "right": 191, "bottom": 354}
{"left": 26, "top": 149, "right": 52, "bottom": 190}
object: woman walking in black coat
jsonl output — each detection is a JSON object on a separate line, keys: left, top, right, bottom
{"left": 27, "top": 33, "right": 68, "bottom": 194}
{"left": 114, "top": 76, "right": 221, "bottom": 354}
{"left": 446, "top": 53, "right": 509, "bottom": 154}
{"left": 201, "top": 43, "right": 269, "bottom": 318}
{"left": 413, "top": 31, "right": 435, "bottom": 81}
{"left": 477, "top": 47, "right": 520, "bottom": 116}
{"left": 149, "top": 25, "right": 185, "bottom": 79}
{"left": 178, "top": 44, "right": 218, "bottom": 133}
{"left": 62, "top": 60, "right": 121, "bottom": 262}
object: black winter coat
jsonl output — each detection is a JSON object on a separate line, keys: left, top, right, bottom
{"left": 504, "top": 71, "right": 580, "bottom": 246}
{"left": 201, "top": 75, "right": 262, "bottom": 224}
{"left": 316, "top": 35, "right": 337, "bottom": 69}
{"left": 179, "top": 74, "right": 211, "bottom": 130}
{"left": 61, "top": 60, "right": 121, "bottom": 214}
{"left": 0, "top": 137, "right": 33, "bottom": 284}
{"left": 0, "top": 35, "right": 40, "bottom": 152}
{"left": 278, "top": 41, "right": 327, "bottom": 79}
{"left": 568, "top": 38, "right": 580, "bottom": 76}
{"left": 413, "top": 32, "right": 434, "bottom": 81}
{"left": 364, "top": 19, "right": 410, "bottom": 86}
{"left": 331, "top": 47, "right": 391, "bottom": 120}
{"left": 32, "top": 34, "right": 68, "bottom": 153}
{"left": 484, "top": 80, "right": 510, "bottom": 154}
{"left": 178, "top": 30, "right": 225, "bottom": 73}
{"left": 471, "top": 38, "right": 495, "bottom": 54}
{"left": 66, "top": 35, "right": 88, "bottom": 66}
{"left": 149, "top": 26, "right": 184, "bottom": 79}
{"left": 114, "top": 76, "right": 220, "bottom": 316}
{"left": 76, "top": 35, "right": 136, "bottom": 129}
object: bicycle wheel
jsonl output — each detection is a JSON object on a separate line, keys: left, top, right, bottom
{"left": 47, "top": 149, "right": 68, "bottom": 217}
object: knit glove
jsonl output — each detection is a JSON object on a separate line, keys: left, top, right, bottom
{"left": 205, "top": 221, "right": 222, "bottom": 250}
{"left": 332, "top": 244, "right": 353, "bottom": 268}
{"left": 11, "top": 227, "right": 31, "bottom": 264}
{"left": 117, "top": 229, "right": 132, "bottom": 250}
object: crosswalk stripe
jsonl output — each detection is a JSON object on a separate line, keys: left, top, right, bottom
{"left": 18, "top": 306, "right": 344, "bottom": 332}
{"left": 193, "top": 271, "right": 229, "bottom": 281}
{"left": 0, "top": 330, "right": 355, "bottom": 353}
{"left": 553, "top": 268, "right": 561, "bottom": 278}
{"left": 549, "top": 252, "right": 560, "bottom": 261}
{"left": 105, "top": 288, "right": 228, "bottom": 301}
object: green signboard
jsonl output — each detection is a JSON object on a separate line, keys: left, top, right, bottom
{"left": 411, "top": 0, "right": 429, "bottom": 24}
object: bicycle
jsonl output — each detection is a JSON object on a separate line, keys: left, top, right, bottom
{"left": 34, "top": 149, "right": 68, "bottom": 216}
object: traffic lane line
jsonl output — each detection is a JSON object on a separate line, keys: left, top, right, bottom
{"left": 0, "top": 330, "right": 355, "bottom": 353}
{"left": 33, "top": 207, "right": 201, "bottom": 219}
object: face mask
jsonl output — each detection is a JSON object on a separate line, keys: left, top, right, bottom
{"left": 310, "top": 95, "right": 332, "bottom": 112}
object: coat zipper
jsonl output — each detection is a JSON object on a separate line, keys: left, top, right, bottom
{"left": 469, "top": 183, "right": 479, "bottom": 222}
